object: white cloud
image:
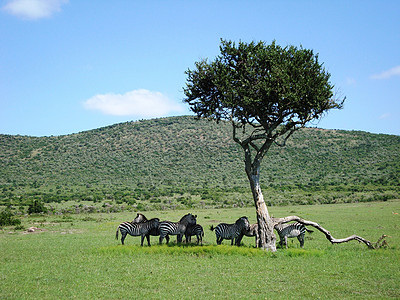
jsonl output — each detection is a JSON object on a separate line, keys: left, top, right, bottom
{"left": 378, "top": 113, "right": 392, "bottom": 120}
{"left": 370, "top": 65, "right": 400, "bottom": 80}
{"left": 83, "top": 89, "right": 186, "bottom": 118}
{"left": 2, "top": 0, "right": 68, "bottom": 20}
{"left": 345, "top": 77, "right": 356, "bottom": 86}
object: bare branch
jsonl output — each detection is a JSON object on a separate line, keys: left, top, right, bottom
{"left": 273, "top": 127, "right": 298, "bottom": 147}
{"left": 272, "top": 216, "right": 375, "bottom": 249}
{"left": 232, "top": 120, "right": 242, "bottom": 145}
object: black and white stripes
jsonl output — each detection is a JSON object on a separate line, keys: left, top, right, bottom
{"left": 185, "top": 224, "right": 204, "bottom": 245}
{"left": 159, "top": 213, "right": 197, "bottom": 244}
{"left": 116, "top": 218, "right": 160, "bottom": 246}
{"left": 274, "top": 222, "right": 313, "bottom": 248}
{"left": 116, "top": 214, "right": 313, "bottom": 249}
{"left": 210, "top": 216, "right": 250, "bottom": 245}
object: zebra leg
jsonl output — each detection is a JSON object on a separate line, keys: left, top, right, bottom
{"left": 235, "top": 234, "right": 243, "bottom": 246}
{"left": 231, "top": 238, "right": 234, "bottom": 246}
{"left": 177, "top": 234, "right": 182, "bottom": 243}
{"left": 298, "top": 234, "right": 305, "bottom": 248}
{"left": 284, "top": 236, "right": 288, "bottom": 249}
{"left": 140, "top": 235, "right": 145, "bottom": 246}
{"left": 146, "top": 234, "right": 151, "bottom": 246}
{"left": 165, "top": 235, "right": 170, "bottom": 244}
{"left": 159, "top": 235, "right": 164, "bottom": 244}
{"left": 217, "top": 237, "right": 223, "bottom": 245}
{"left": 255, "top": 233, "right": 260, "bottom": 248}
{"left": 121, "top": 232, "right": 127, "bottom": 245}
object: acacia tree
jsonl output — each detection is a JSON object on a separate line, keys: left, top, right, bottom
{"left": 183, "top": 39, "right": 346, "bottom": 251}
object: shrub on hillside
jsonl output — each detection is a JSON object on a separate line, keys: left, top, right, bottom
{"left": 0, "top": 210, "right": 21, "bottom": 226}
{"left": 27, "top": 200, "right": 47, "bottom": 214}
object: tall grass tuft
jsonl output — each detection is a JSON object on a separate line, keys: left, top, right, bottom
{"left": 95, "top": 244, "right": 325, "bottom": 258}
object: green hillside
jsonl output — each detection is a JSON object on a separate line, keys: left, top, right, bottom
{"left": 1, "top": 116, "right": 399, "bottom": 211}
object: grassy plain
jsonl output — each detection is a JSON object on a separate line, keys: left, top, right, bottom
{"left": 1, "top": 200, "right": 399, "bottom": 299}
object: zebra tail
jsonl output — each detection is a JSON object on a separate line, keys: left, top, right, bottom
{"left": 116, "top": 227, "right": 119, "bottom": 240}
{"left": 210, "top": 225, "right": 215, "bottom": 231}
{"left": 305, "top": 227, "right": 314, "bottom": 233}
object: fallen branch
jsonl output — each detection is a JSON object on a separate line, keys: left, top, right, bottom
{"left": 272, "top": 215, "right": 375, "bottom": 249}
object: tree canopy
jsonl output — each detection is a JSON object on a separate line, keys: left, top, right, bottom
{"left": 184, "top": 39, "right": 344, "bottom": 145}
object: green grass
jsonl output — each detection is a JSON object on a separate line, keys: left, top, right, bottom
{"left": 1, "top": 200, "right": 399, "bottom": 299}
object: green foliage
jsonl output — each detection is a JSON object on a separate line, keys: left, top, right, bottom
{"left": 0, "top": 116, "right": 399, "bottom": 211}
{"left": 27, "top": 200, "right": 47, "bottom": 214}
{"left": 0, "top": 209, "right": 21, "bottom": 226}
{"left": 183, "top": 39, "right": 343, "bottom": 132}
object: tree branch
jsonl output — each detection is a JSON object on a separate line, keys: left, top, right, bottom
{"left": 272, "top": 216, "right": 375, "bottom": 249}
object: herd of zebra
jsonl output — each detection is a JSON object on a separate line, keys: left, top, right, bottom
{"left": 115, "top": 213, "right": 313, "bottom": 248}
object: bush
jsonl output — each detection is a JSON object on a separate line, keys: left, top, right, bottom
{"left": 27, "top": 200, "right": 47, "bottom": 214}
{"left": 0, "top": 210, "right": 21, "bottom": 226}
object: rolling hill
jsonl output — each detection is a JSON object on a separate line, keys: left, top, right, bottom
{"left": 1, "top": 116, "right": 399, "bottom": 210}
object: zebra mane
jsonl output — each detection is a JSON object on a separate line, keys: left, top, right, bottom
{"left": 236, "top": 216, "right": 249, "bottom": 225}
{"left": 147, "top": 218, "right": 160, "bottom": 224}
{"left": 179, "top": 213, "right": 197, "bottom": 225}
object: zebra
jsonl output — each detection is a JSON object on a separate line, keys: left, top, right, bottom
{"left": 132, "top": 213, "right": 147, "bottom": 223}
{"left": 159, "top": 213, "right": 197, "bottom": 244}
{"left": 235, "top": 223, "right": 259, "bottom": 247}
{"left": 184, "top": 224, "right": 204, "bottom": 245}
{"left": 131, "top": 213, "right": 160, "bottom": 236}
{"left": 210, "top": 216, "right": 250, "bottom": 246}
{"left": 116, "top": 218, "right": 160, "bottom": 246}
{"left": 274, "top": 222, "right": 313, "bottom": 248}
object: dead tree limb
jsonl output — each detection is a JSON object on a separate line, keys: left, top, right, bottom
{"left": 272, "top": 215, "right": 375, "bottom": 249}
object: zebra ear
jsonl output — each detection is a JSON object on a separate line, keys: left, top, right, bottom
{"left": 194, "top": 215, "right": 197, "bottom": 218}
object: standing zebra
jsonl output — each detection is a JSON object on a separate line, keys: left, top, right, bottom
{"left": 116, "top": 218, "right": 160, "bottom": 246}
{"left": 274, "top": 222, "right": 313, "bottom": 248}
{"left": 235, "top": 223, "right": 260, "bottom": 247}
{"left": 131, "top": 213, "right": 160, "bottom": 236}
{"left": 210, "top": 216, "right": 250, "bottom": 246}
{"left": 132, "top": 213, "right": 147, "bottom": 223}
{"left": 185, "top": 224, "right": 204, "bottom": 245}
{"left": 159, "top": 213, "right": 197, "bottom": 244}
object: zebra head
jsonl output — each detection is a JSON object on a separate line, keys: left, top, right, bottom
{"left": 132, "top": 213, "right": 148, "bottom": 223}
{"left": 236, "top": 216, "right": 250, "bottom": 231}
{"left": 179, "top": 213, "right": 197, "bottom": 226}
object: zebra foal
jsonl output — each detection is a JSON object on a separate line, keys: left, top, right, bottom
{"left": 159, "top": 213, "right": 197, "bottom": 244}
{"left": 210, "top": 216, "right": 250, "bottom": 246}
{"left": 274, "top": 222, "right": 313, "bottom": 248}
{"left": 185, "top": 224, "right": 204, "bottom": 245}
{"left": 116, "top": 218, "right": 160, "bottom": 246}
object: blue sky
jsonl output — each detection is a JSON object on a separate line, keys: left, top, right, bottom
{"left": 1, "top": 0, "right": 399, "bottom": 136}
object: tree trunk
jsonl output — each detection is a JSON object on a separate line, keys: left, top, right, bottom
{"left": 248, "top": 166, "right": 276, "bottom": 251}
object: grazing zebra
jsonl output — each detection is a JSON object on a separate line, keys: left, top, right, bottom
{"left": 210, "top": 216, "right": 250, "bottom": 246}
{"left": 274, "top": 222, "right": 313, "bottom": 248}
{"left": 159, "top": 213, "right": 197, "bottom": 244}
{"left": 116, "top": 218, "right": 160, "bottom": 246}
{"left": 235, "top": 223, "right": 260, "bottom": 247}
{"left": 185, "top": 224, "right": 204, "bottom": 245}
